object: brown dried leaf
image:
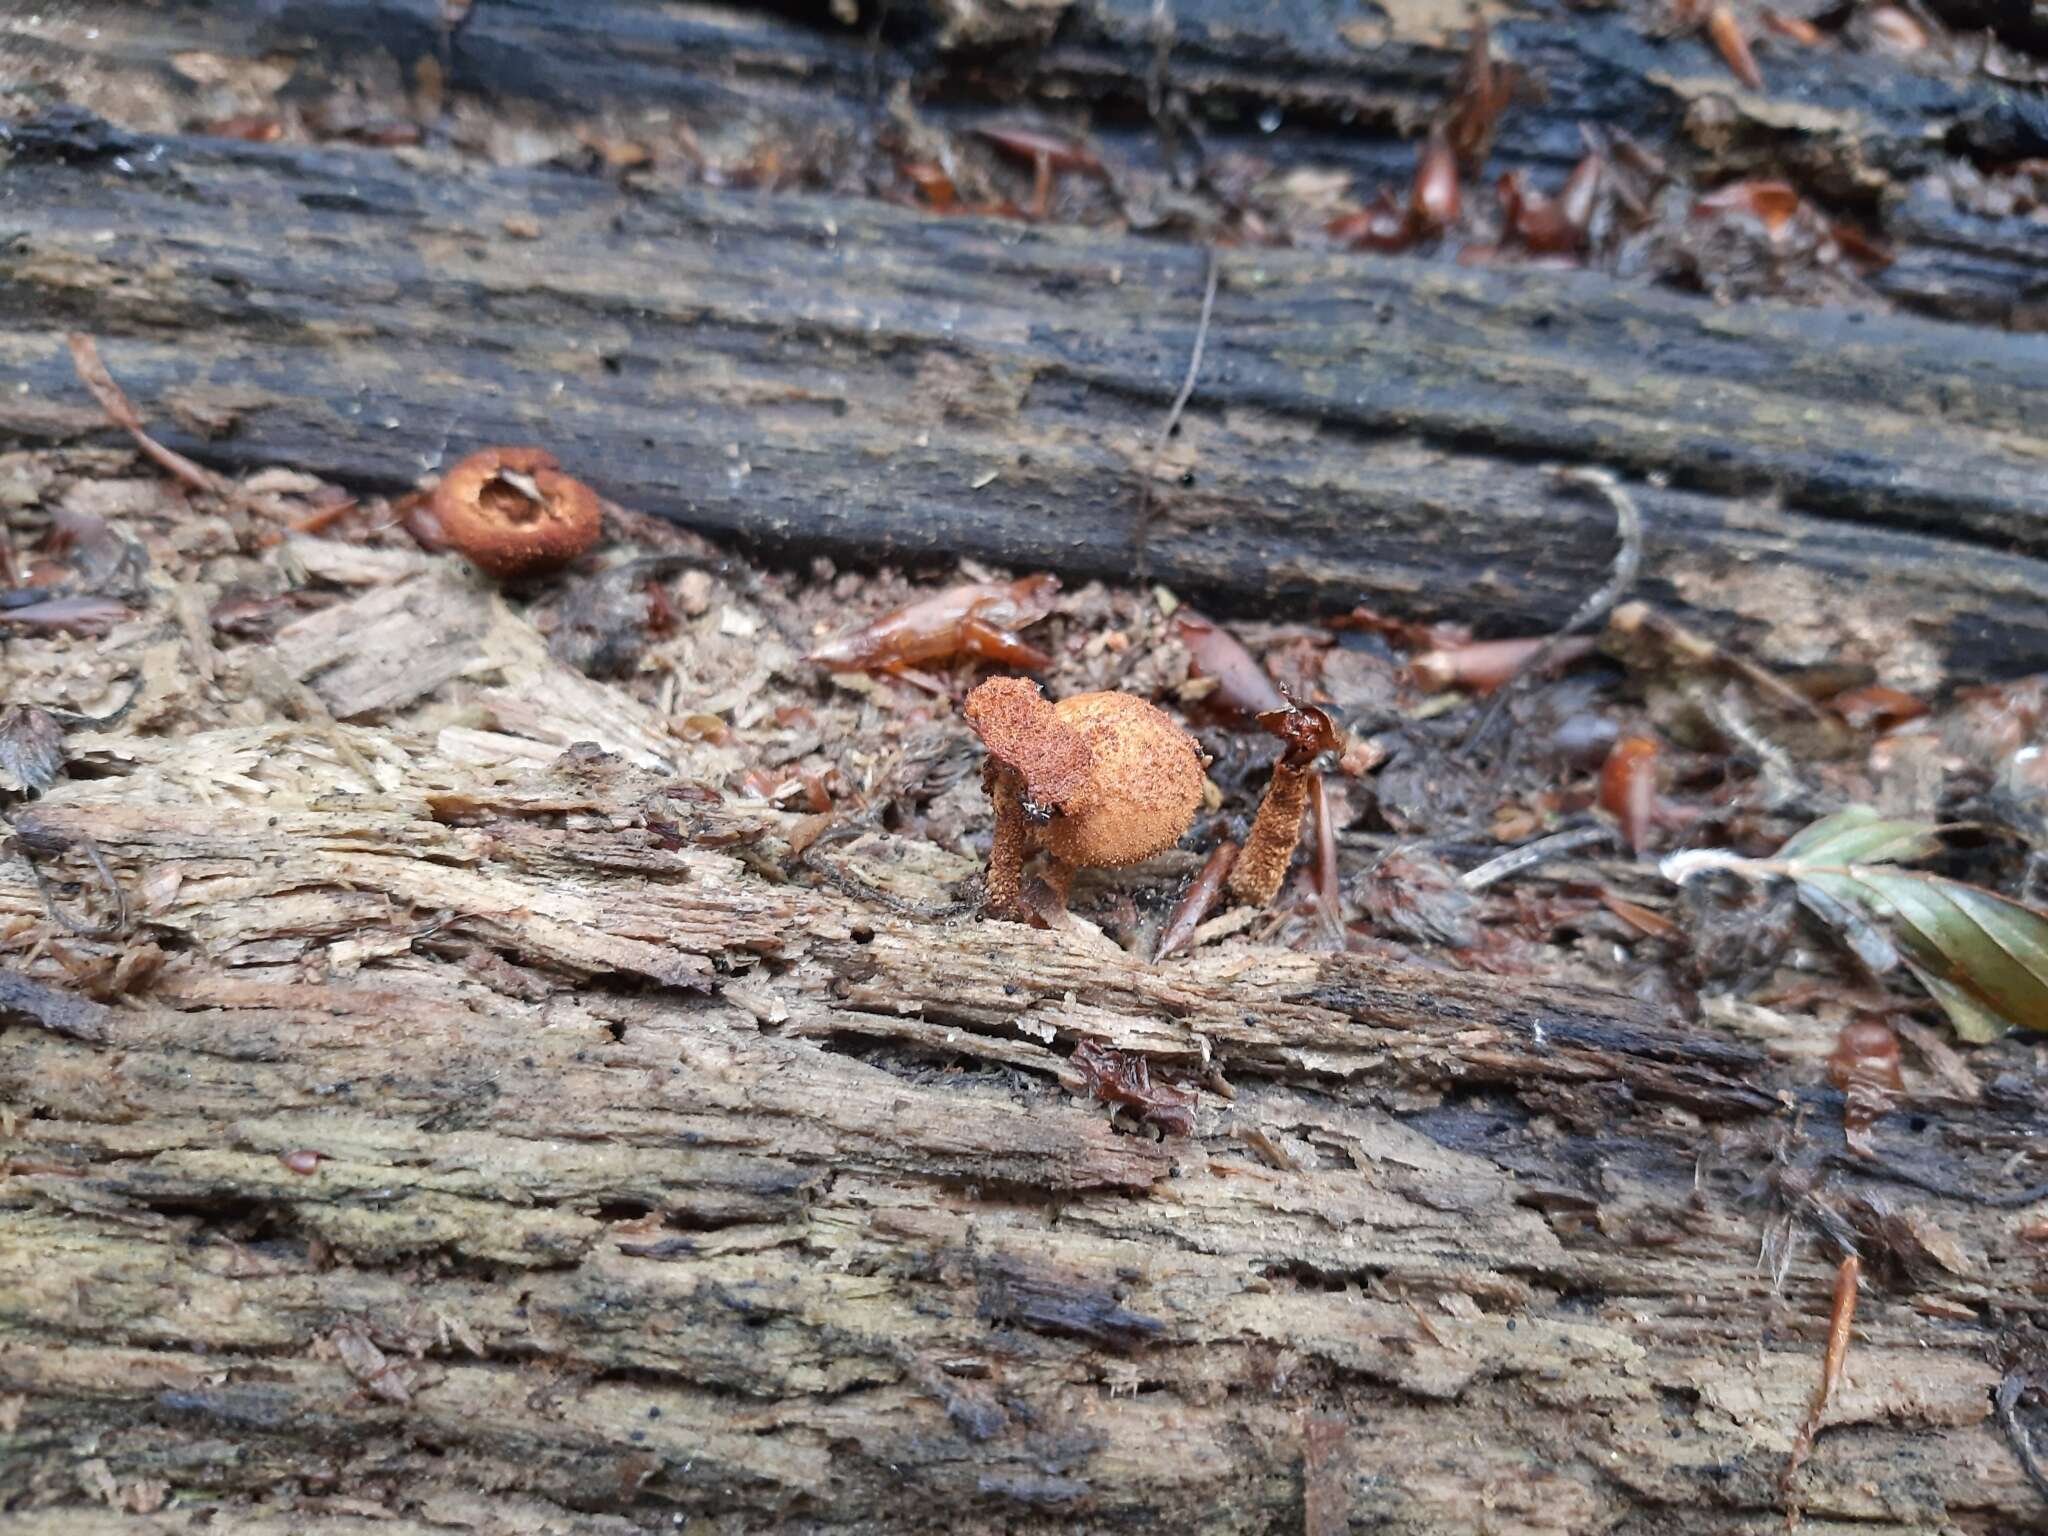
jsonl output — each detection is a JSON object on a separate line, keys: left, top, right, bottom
{"left": 1071, "top": 1039, "right": 1196, "bottom": 1137}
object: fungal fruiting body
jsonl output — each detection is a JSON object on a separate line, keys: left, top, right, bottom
{"left": 964, "top": 677, "right": 1205, "bottom": 919}
{"left": 431, "top": 446, "right": 601, "bottom": 579}
{"left": 1228, "top": 702, "right": 1340, "bottom": 907}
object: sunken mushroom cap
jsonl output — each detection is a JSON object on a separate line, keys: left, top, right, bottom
{"left": 1040, "top": 691, "right": 1205, "bottom": 868}
{"left": 964, "top": 676, "right": 1093, "bottom": 812}
{"left": 432, "top": 446, "right": 602, "bottom": 579}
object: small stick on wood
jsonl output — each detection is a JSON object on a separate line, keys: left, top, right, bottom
{"left": 1782, "top": 1253, "right": 1860, "bottom": 1496}
{"left": 1133, "top": 248, "right": 1220, "bottom": 580}
{"left": 12, "top": 829, "right": 130, "bottom": 939}
{"left": 1461, "top": 466, "right": 1643, "bottom": 759}
{"left": 65, "top": 335, "right": 229, "bottom": 497}
{"left": 1459, "top": 822, "right": 1614, "bottom": 891}
{"left": 1994, "top": 1371, "right": 2048, "bottom": 1506}
{"left": 1155, "top": 839, "right": 1238, "bottom": 961}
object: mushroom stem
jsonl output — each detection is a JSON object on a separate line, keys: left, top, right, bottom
{"left": 1229, "top": 758, "right": 1314, "bottom": 906}
{"left": 1042, "top": 858, "right": 1078, "bottom": 912}
{"left": 984, "top": 768, "right": 1030, "bottom": 919}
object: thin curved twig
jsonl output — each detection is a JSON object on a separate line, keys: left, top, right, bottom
{"left": 1133, "top": 248, "right": 1221, "bottom": 581}
{"left": 1461, "top": 466, "right": 1644, "bottom": 761}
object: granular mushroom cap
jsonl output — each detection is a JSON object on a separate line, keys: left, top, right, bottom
{"left": 964, "top": 676, "right": 1093, "bottom": 811}
{"left": 1041, "top": 691, "right": 1205, "bottom": 868}
{"left": 432, "top": 446, "right": 601, "bottom": 579}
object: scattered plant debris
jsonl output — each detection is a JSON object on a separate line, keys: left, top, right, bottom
{"left": 809, "top": 574, "right": 1059, "bottom": 677}
{"left": 1155, "top": 840, "right": 1238, "bottom": 961}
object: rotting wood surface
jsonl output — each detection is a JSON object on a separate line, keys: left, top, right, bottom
{"left": 4, "top": 742, "right": 2045, "bottom": 1531}
{"left": 7, "top": 4, "right": 2048, "bottom": 1529}
{"left": 4, "top": 5, "right": 2048, "bottom": 678}
{"left": 0, "top": 562, "right": 2045, "bottom": 1530}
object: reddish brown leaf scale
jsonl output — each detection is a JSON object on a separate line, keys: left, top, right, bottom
{"left": 1760, "top": 8, "right": 1823, "bottom": 43}
{"left": 1155, "top": 841, "right": 1239, "bottom": 961}
{"left": 900, "top": 161, "right": 958, "bottom": 211}
{"left": 1411, "top": 635, "right": 1598, "bottom": 693}
{"left": 1328, "top": 201, "right": 1416, "bottom": 253}
{"left": 1828, "top": 1018, "right": 1905, "bottom": 1096}
{"left": 1599, "top": 735, "right": 1661, "bottom": 855}
{"left": 974, "top": 125, "right": 1102, "bottom": 174}
{"left": 1867, "top": 4, "right": 1928, "bottom": 52}
{"left": 1602, "top": 892, "right": 1680, "bottom": 938}
{"left": 809, "top": 575, "right": 1058, "bottom": 672}
{"left": 1693, "top": 179, "right": 1801, "bottom": 234}
{"left": 1445, "top": 18, "right": 1518, "bottom": 165}
{"left": 432, "top": 447, "right": 601, "bottom": 579}
{"left": 1411, "top": 128, "right": 1461, "bottom": 234}
{"left": 1497, "top": 165, "right": 1600, "bottom": 258}
{"left": 1557, "top": 154, "right": 1604, "bottom": 235}
{"left": 280, "top": 1149, "right": 323, "bottom": 1175}
{"left": 201, "top": 115, "right": 285, "bottom": 142}
{"left": 1175, "top": 612, "right": 1288, "bottom": 719}
{"left": 1071, "top": 1039, "right": 1196, "bottom": 1137}
{"left": 1829, "top": 684, "right": 1928, "bottom": 731}
{"left": 1708, "top": 5, "right": 1765, "bottom": 90}
{"left": 1829, "top": 221, "right": 1894, "bottom": 272}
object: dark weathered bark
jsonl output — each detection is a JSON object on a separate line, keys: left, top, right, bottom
{"left": 2, "top": 129, "right": 2046, "bottom": 678}
{"left": 16, "top": 0, "right": 2048, "bottom": 323}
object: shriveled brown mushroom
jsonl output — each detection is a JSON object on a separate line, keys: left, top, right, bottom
{"left": 431, "top": 446, "right": 600, "bottom": 579}
{"left": 964, "top": 677, "right": 1205, "bottom": 920}
{"left": 1228, "top": 701, "right": 1341, "bottom": 907}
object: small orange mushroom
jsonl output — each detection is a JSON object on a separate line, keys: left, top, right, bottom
{"left": 432, "top": 446, "right": 600, "bottom": 579}
{"left": 1228, "top": 701, "right": 1341, "bottom": 907}
{"left": 964, "top": 677, "right": 1206, "bottom": 920}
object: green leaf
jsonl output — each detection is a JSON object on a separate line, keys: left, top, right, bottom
{"left": 1775, "top": 807, "right": 1944, "bottom": 867}
{"left": 1794, "top": 866, "right": 2048, "bottom": 1039}
{"left": 1663, "top": 803, "right": 2048, "bottom": 1041}
{"left": 1905, "top": 963, "right": 2011, "bottom": 1045}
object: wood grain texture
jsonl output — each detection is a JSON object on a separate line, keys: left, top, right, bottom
{"left": 6, "top": 0, "right": 2048, "bottom": 680}
{"left": 2, "top": 704, "right": 2044, "bottom": 1530}
{"left": 5, "top": 8, "right": 2048, "bottom": 1523}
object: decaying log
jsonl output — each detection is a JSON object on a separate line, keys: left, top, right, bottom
{"left": 2, "top": 130, "right": 2045, "bottom": 683}
{"left": 4, "top": 3, "right": 2048, "bottom": 680}
{"left": 16, "top": 0, "right": 2048, "bottom": 326}
{"left": 7, "top": 6, "right": 2048, "bottom": 1530}
{"left": 3, "top": 709, "right": 2045, "bottom": 1531}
